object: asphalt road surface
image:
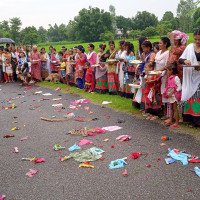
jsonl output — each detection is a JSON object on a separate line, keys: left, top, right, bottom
{"left": 0, "top": 83, "right": 200, "bottom": 200}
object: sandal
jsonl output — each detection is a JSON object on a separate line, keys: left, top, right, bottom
{"left": 165, "top": 121, "right": 173, "bottom": 126}
{"left": 170, "top": 124, "right": 180, "bottom": 128}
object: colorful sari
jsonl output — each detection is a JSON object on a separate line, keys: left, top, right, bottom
{"left": 30, "top": 51, "right": 41, "bottom": 81}
{"left": 106, "top": 50, "right": 119, "bottom": 94}
{"left": 95, "top": 53, "right": 108, "bottom": 94}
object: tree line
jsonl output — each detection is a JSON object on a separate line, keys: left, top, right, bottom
{"left": 0, "top": 0, "right": 199, "bottom": 44}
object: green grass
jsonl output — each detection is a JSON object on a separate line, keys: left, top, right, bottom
{"left": 37, "top": 33, "right": 194, "bottom": 53}
{"left": 37, "top": 81, "right": 200, "bottom": 138}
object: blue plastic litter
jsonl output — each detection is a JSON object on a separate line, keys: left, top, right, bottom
{"left": 165, "top": 158, "right": 176, "bottom": 164}
{"left": 68, "top": 143, "right": 81, "bottom": 152}
{"left": 194, "top": 167, "right": 200, "bottom": 177}
{"left": 109, "top": 159, "right": 127, "bottom": 169}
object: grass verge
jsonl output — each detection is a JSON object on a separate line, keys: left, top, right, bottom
{"left": 37, "top": 81, "right": 200, "bottom": 138}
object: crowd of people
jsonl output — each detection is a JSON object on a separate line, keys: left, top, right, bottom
{"left": 0, "top": 29, "right": 200, "bottom": 128}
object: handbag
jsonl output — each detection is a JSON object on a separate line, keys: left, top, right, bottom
{"left": 122, "top": 63, "right": 128, "bottom": 72}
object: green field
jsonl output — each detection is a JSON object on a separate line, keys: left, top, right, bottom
{"left": 37, "top": 33, "right": 194, "bottom": 53}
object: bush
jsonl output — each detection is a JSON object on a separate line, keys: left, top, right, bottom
{"left": 100, "top": 31, "right": 114, "bottom": 41}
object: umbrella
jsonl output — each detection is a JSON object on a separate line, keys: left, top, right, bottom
{"left": 0, "top": 38, "right": 15, "bottom": 44}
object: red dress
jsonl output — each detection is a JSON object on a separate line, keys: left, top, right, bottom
{"left": 75, "top": 54, "right": 86, "bottom": 80}
{"left": 30, "top": 51, "right": 41, "bottom": 80}
{"left": 144, "top": 74, "right": 162, "bottom": 116}
{"left": 85, "top": 67, "right": 95, "bottom": 91}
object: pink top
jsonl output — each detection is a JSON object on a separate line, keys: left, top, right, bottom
{"left": 87, "top": 52, "right": 97, "bottom": 66}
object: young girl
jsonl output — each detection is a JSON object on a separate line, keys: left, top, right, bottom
{"left": 144, "top": 62, "right": 162, "bottom": 120}
{"left": 5, "top": 59, "right": 13, "bottom": 83}
{"left": 66, "top": 48, "right": 74, "bottom": 86}
{"left": 163, "top": 63, "right": 182, "bottom": 128}
{"left": 85, "top": 62, "right": 94, "bottom": 92}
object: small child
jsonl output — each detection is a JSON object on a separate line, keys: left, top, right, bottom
{"left": 58, "top": 51, "right": 66, "bottom": 83}
{"left": 66, "top": 49, "right": 74, "bottom": 86}
{"left": 17, "top": 63, "right": 31, "bottom": 85}
{"left": 144, "top": 62, "right": 162, "bottom": 120}
{"left": 5, "top": 59, "right": 13, "bottom": 83}
{"left": 163, "top": 62, "right": 182, "bottom": 128}
{"left": 85, "top": 62, "right": 94, "bottom": 93}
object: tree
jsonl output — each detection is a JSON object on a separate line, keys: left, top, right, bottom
{"left": 9, "top": 17, "right": 22, "bottom": 42}
{"left": 156, "top": 21, "right": 172, "bottom": 35}
{"left": 20, "top": 26, "right": 39, "bottom": 45}
{"left": 143, "top": 26, "right": 157, "bottom": 37}
{"left": 73, "top": 7, "right": 113, "bottom": 42}
{"left": 128, "top": 30, "right": 141, "bottom": 39}
{"left": 116, "top": 16, "right": 133, "bottom": 37}
{"left": 0, "top": 20, "right": 10, "bottom": 31}
{"left": 37, "top": 26, "right": 47, "bottom": 43}
{"left": 133, "top": 11, "right": 158, "bottom": 30}
{"left": 177, "top": 0, "right": 196, "bottom": 33}
{"left": 100, "top": 31, "right": 114, "bottom": 41}
{"left": 109, "top": 5, "right": 117, "bottom": 34}
{"left": 187, "top": 0, "right": 200, "bottom": 24}
{"left": 162, "top": 11, "right": 174, "bottom": 21}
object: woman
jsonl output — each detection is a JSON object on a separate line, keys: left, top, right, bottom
{"left": 137, "top": 36, "right": 147, "bottom": 60}
{"left": 95, "top": 44, "right": 108, "bottom": 94}
{"left": 116, "top": 41, "right": 127, "bottom": 96}
{"left": 87, "top": 44, "right": 97, "bottom": 88}
{"left": 48, "top": 46, "right": 53, "bottom": 59}
{"left": 122, "top": 42, "right": 136, "bottom": 98}
{"left": 18, "top": 52, "right": 28, "bottom": 67}
{"left": 2, "top": 48, "right": 11, "bottom": 83}
{"left": 75, "top": 45, "right": 86, "bottom": 89}
{"left": 10, "top": 46, "right": 17, "bottom": 81}
{"left": 179, "top": 29, "right": 200, "bottom": 126}
{"left": 40, "top": 48, "right": 49, "bottom": 80}
{"left": 105, "top": 41, "right": 119, "bottom": 95}
{"left": 30, "top": 45, "right": 41, "bottom": 82}
{"left": 87, "top": 44, "right": 97, "bottom": 66}
{"left": 133, "top": 40, "right": 156, "bottom": 110}
{"left": 155, "top": 37, "right": 170, "bottom": 119}
{"left": 50, "top": 48, "right": 59, "bottom": 73}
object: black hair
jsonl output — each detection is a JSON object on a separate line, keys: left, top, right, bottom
{"left": 58, "top": 51, "right": 63, "bottom": 56}
{"left": 74, "top": 46, "right": 78, "bottom": 49}
{"left": 124, "top": 41, "right": 135, "bottom": 56}
{"left": 99, "top": 44, "right": 106, "bottom": 51}
{"left": 85, "top": 62, "right": 90, "bottom": 66}
{"left": 167, "top": 62, "right": 178, "bottom": 75}
{"left": 194, "top": 28, "right": 200, "bottom": 36}
{"left": 41, "top": 48, "right": 45, "bottom": 51}
{"left": 5, "top": 48, "right": 9, "bottom": 52}
{"left": 20, "top": 51, "right": 26, "bottom": 56}
{"left": 88, "top": 44, "right": 95, "bottom": 50}
{"left": 49, "top": 46, "right": 53, "bottom": 49}
{"left": 160, "top": 37, "right": 171, "bottom": 49}
{"left": 138, "top": 36, "right": 147, "bottom": 55}
{"left": 147, "top": 61, "right": 156, "bottom": 69}
{"left": 24, "top": 63, "right": 28, "bottom": 68}
{"left": 109, "top": 40, "right": 115, "bottom": 48}
{"left": 77, "top": 45, "right": 85, "bottom": 53}
{"left": 61, "top": 46, "right": 67, "bottom": 49}
{"left": 152, "top": 42, "right": 159, "bottom": 51}
{"left": 119, "top": 40, "right": 125, "bottom": 46}
{"left": 142, "top": 40, "right": 153, "bottom": 51}
{"left": 53, "top": 48, "right": 56, "bottom": 52}
{"left": 0, "top": 46, "right": 4, "bottom": 51}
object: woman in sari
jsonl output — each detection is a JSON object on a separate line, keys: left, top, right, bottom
{"left": 50, "top": 48, "right": 59, "bottom": 73}
{"left": 40, "top": 48, "right": 49, "bottom": 80}
{"left": 116, "top": 41, "right": 127, "bottom": 96}
{"left": 10, "top": 46, "right": 18, "bottom": 81}
{"left": 179, "top": 29, "right": 200, "bottom": 126}
{"left": 30, "top": 45, "right": 41, "bottom": 82}
{"left": 75, "top": 45, "right": 86, "bottom": 89}
{"left": 155, "top": 37, "right": 170, "bottom": 119}
{"left": 122, "top": 42, "right": 136, "bottom": 99}
{"left": 133, "top": 40, "right": 156, "bottom": 110}
{"left": 95, "top": 44, "right": 108, "bottom": 94}
{"left": 105, "top": 41, "right": 118, "bottom": 95}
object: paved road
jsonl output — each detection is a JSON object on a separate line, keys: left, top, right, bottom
{"left": 0, "top": 83, "right": 200, "bottom": 200}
